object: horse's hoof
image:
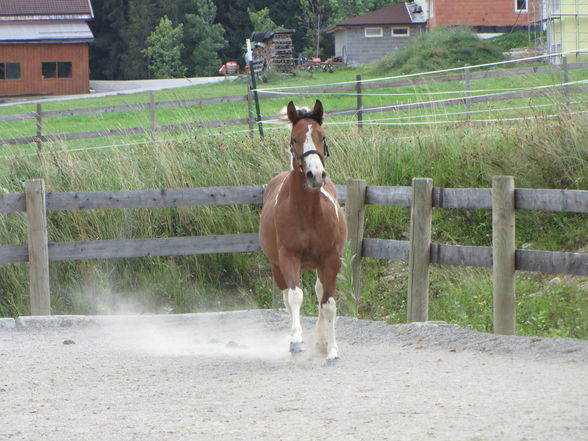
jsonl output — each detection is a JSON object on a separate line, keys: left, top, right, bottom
{"left": 289, "top": 341, "right": 306, "bottom": 354}
{"left": 325, "top": 356, "right": 341, "bottom": 367}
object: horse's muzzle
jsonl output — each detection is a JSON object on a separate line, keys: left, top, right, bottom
{"left": 306, "top": 170, "right": 326, "bottom": 188}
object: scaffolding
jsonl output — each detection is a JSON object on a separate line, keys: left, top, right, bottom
{"left": 529, "top": 0, "right": 588, "bottom": 62}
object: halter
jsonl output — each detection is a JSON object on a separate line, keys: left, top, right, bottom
{"left": 290, "top": 137, "right": 330, "bottom": 172}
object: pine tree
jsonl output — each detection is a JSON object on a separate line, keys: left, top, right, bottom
{"left": 183, "top": 0, "right": 227, "bottom": 76}
{"left": 248, "top": 7, "right": 278, "bottom": 32}
{"left": 142, "top": 16, "right": 187, "bottom": 78}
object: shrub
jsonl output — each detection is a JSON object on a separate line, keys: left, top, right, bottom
{"left": 374, "top": 26, "right": 505, "bottom": 74}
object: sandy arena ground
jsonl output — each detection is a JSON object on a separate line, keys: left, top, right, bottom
{"left": 0, "top": 310, "right": 586, "bottom": 441}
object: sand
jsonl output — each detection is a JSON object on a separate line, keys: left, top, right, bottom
{"left": 0, "top": 310, "right": 586, "bottom": 441}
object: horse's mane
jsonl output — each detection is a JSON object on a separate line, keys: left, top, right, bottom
{"left": 278, "top": 106, "right": 323, "bottom": 125}
{"left": 295, "top": 109, "right": 322, "bottom": 125}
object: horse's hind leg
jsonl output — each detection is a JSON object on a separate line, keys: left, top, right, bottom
{"left": 314, "top": 275, "right": 328, "bottom": 355}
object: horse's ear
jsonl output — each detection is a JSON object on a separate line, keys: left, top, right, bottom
{"left": 313, "top": 100, "right": 324, "bottom": 125}
{"left": 287, "top": 101, "right": 299, "bottom": 124}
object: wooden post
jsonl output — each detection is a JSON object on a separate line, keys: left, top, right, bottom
{"left": 35, "top": 103, "right": 43, "bottom": 153}
{"left": 407, "top": 178, "right": 433, "bottom": 323}
{"left": 492, "top": 176, "right": 516, "bottom": 335}
{"left": 248, "top": 61, "right": 264, "bottom": 137}
{"left": 356, "top": 74, "right": 363, "bottom": 130}
{"left": 149, "top": 91, "right": 156, "bottom": 134}
{"left": 345, "top": 179, "right": 366, "bottom": 303}
{"left": 464, "top": 65, "right": 471, "bottom": 121}
{"left": 25, "top": 179, "right": 51, "bottom": 315}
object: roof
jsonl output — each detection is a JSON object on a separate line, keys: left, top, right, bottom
{"left": 0, "top": 21, "right": 94, "bottom": 42}
{"left": 0, "top": 0, "right": 93, "bottom": 20}
{"left": 327, "top": 3, "right": 415, "bottom": 32}
{"left": 250, "top": 29, "right": 295, "bottom": 43}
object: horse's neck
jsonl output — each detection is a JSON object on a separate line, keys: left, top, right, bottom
{"left": 287, "top": 170, "right": 322, "bottom": 214}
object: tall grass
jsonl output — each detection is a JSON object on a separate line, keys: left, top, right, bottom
{"left": 0, "top": 111, "right": 586, "bottom": 337}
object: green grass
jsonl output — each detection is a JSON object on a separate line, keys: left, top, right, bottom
{"left": 1, "top": 53, "right": 587, "bottom": 158}
{"left": 0, "top": 111, "right": 587, "bottom": 338}
{"left": 489, "top": 31, "right": 537, "bottom": 52}
{"left": 373, "top": 27, "right": 505, "bottom": 74}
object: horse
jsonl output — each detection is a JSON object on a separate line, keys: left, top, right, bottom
{"left": 259, "top": 100, "right": 347, "bottom": 365}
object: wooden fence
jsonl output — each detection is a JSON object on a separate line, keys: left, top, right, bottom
{"left": 1, "top": 177, "right": 586, "bottom": 333}
{"left": 1, "top": 60, "right": 587, "bottom": 149}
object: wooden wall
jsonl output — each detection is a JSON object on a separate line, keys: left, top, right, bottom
{"left": 0, "top": 43, "right": 90, "bottom": 97}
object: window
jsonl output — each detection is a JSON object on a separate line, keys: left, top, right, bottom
{"left": 42, "top": 62, "right": 72, "bottom": 79}
{"left": 392, "top": 27, "right": 410, "bottom": 37}
{"left": 516, "top": 0, "right": 527, "bottom": 12}
{"left": 364, "top": 27, "right": 383, "bottom": 37}
{"left": 0, "top": 62, "right": 21, "bottom": 79}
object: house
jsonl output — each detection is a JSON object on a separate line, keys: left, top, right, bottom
{"left": 0, "top": 0, "right": 94, "bottom": 97}
{"left": 533, "top": 0, "right": 588, "bottom": 62}
{"left": 326, "top": 2, "right": 427, "bottom": 66}
{"left": 427, "top": 0, "right": 539, "bottom": 38}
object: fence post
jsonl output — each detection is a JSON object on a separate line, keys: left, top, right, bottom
{"left": 149, "top": 91, "right": 156, "bottom": 134}
{"left": 492, "top": 175, "right": 516, "bottom": 335}
{"left": 248, "top": 61, "right": 264, "bottom": 137}
{"left": 345, "top": 179, "right": 366, "bottom": 304}
{"left": 356, "top": 74, "right": 363, "bottom": 130}
{"left": 464, "top": 64, "right": 471, "bottom": 121}
{"left": 247, "top": 87, "right": 255, "bottom": 138}
{"left": 561, "top": 56, "right": 569, "bottom": 103}
{"left": 35, "top": 103, "right": 43, "bottom": 153}
{"left": 25, "top": 179, "right": 51, "bottom": 315}
{"left": 407, "top": 178, "right": 433, "bottom": 322}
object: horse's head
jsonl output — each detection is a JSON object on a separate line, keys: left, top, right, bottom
{"left": 287, "top": 100, "right": 329, "bottom": 190}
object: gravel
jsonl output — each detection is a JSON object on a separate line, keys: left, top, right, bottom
{"left": 1, "top": 310, "right": 586, "bottom": 441}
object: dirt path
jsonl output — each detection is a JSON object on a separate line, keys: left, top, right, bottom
{"left": 1, "top": 310, "right": 586, "bottom": 441}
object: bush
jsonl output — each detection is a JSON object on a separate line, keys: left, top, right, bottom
{"left": 489, "top": 31, "right": 535, "bottom": 52}
{"left": 374, "top": 26, "right": 505, "bottom": 74}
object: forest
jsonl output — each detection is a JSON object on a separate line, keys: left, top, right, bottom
{"left": 88, "top": 0, "right": 397, "bottom": 80}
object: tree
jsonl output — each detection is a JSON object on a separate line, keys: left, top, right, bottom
{"left": 248, "top": 7, "right": 278, "bottom": 32}
{"left": 88, "top": 0, "right": 128, "bottom": 80}
{"left": 328, "top": 0, "right": 393, "bottom": 24}
{"left": 183, "top": 0, "right": 227, "bottom": 76}
{"left": 142, "top": 16, "right": 187, "bottom": 78}
{"left": 120, "top": 0, "right": 165, "bottom": 79}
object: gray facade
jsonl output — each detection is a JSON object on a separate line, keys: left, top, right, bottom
{"left": 334, "top": 26, "right": 425, "bottom": 66}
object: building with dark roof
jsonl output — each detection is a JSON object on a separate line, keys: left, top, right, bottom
{"left": 0, "top": 0, "right": 94, "bottom": 97}
{"left": 326, "top": 2, "right": 426, "bottom": 66}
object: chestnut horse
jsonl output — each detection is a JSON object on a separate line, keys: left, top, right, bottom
{"left": 259, "top": 100, "right": 347, "bottom": 364}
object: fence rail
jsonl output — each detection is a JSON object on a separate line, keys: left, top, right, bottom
{"left": 1, "top": 178, "right": 586, "bottom": 333}
{"left": 1, "top": 61, "right": 587, "bottom": 149}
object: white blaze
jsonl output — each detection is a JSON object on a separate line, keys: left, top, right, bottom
{"left": 302, "top": 124, "right": 324, "bottom": 177}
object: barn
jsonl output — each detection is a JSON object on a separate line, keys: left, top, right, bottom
{"left": 0, "top": 0, "right": 94, "bottom": 97}
{"left": 326, "top": 2, "right": 427, "bottom": 67}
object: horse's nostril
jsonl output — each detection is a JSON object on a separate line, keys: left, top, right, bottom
{"left": 321, "top": 171, "right": 326, "bottom": 179}
{"left": 306, "top": 171, "right": 314, "bottom": 180}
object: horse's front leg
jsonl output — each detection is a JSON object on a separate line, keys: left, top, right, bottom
{"left": 317, "top": 261, "right": 341, "bottom": 364}
{"left": 277, "top": 251, "right": 305, "bottom": 353}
